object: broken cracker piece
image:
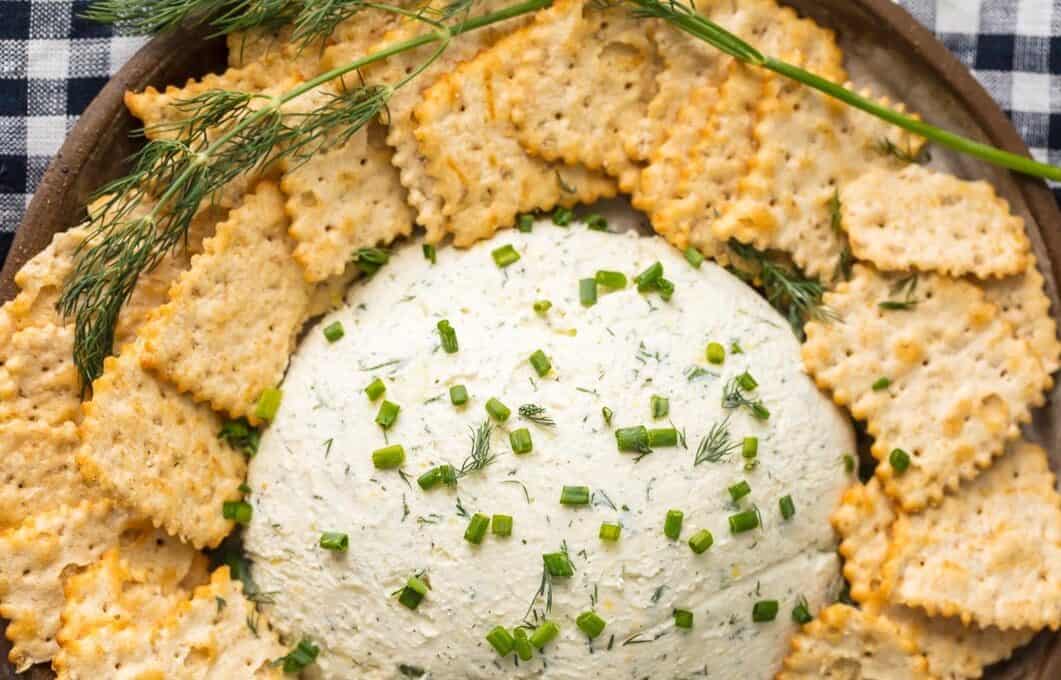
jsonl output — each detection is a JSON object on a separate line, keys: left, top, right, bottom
{"left": 882, "top": 440, "right": 1061, "bottom": 631}
{"left": 802, "top": 264, "right": 1050, "bottom": 510}
{"left": 139, "top": 181, "right": 311, "bottom": 421}
{"left": 830, "top": 478, "right": 896, "bottom": 605}
{"left": 0, "top": 420, "right": 93, "bottom": 530}
{"left": 777, "top": 603, "right": 932, "bottom": 679}
{"left": 842, "top": 164, "right": 1030, "bottom": 279}
{"left": 979, "top": 257, "right": 1061, "bottom": 375}
{"left": 78, "top": 340, "right": 247, "bottom": 549}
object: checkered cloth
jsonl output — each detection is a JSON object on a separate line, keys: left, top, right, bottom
{"left": 0, "top": 0, "right": 1058, "bottom": 265}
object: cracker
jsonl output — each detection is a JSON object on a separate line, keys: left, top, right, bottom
{"left": 882, "top": 440, "right": 1061, "bottom": 630}
{"left": 8, "top": 227, "right": 88, "bottom": 328}
{"left": 0, "top": 421, "right": 91, "bottom": 530}
{"left": 281, "top": 120, "right": 415, "bottom": 282}
{"left": 801, "top": 264, "right": 1051, "bottom": 510}
{"left": 0, "top": 500, "right": 129, "bottom": 670}
{"left": 830, "top": 478, "right": 896, "bottom": 604}
{"left": 139, "top": 181, "right": 311, "bottom": 420}
{"left": 979, "top": 258, "right": 1061, "bottom": 375}
{"left": 78, "top": 340, "right": 248, "bottom": 549}
{"left": 714, "top": 83, "right": 924, "bottom": 279}
{"left": 842, "top": 164, "right": 1030, "bottom": 278}
{"left": 777, "top": 604, "right": 932, "bottom": 679}
{"left": 0, "top": 323, "right": 80, "bottom": 427}
{"left": 410, "top": 9, "right": 618, "bottom": 246}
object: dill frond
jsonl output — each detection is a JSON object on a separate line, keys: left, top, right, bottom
{"left": 828, "top": 190, "right": 853, "bottom": 283}
{"left": 83, "top": 0, "right": 298, "bottom": 37}
{"left": 877, "top": 137, "right": 924, "bottom": 164}
{"left": 518, "top": 403, "right": 556, "bottom": 427}
{"left": 457, "top": 420, "right": 496, "bottom": 477}
{"left": 694, "top": 416, "right": 737, "bottom": 465}
{"left": 721, "top": 374, "right": 770, "bottom": 421}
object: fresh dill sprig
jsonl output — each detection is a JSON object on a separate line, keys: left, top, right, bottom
{"left": 827, "top": 190, "right": 853, "bottom": 283}
{"left": 82, "top": 0, "right": 297, "bottom": 37}
{"left": 522, "top": 562, "right": 553, "bottom": 625}
{"left": 721, "top": 375, "right": 770, "bottom": 420}
{"left": 727, "top": 239, "right": 835, "bottom": 339}
{"left": 694, "top": 416, "right": 738, "bottom": 465}
{"left": 878, "top": 137, "right": 924, "bottom": 164}
{"left": 457, "top": 420, "right": 496, "bottom": 478}
{"left": 879, "top": 274, "right": 919, "bottom": 310}
{"left": 518, "top": 403, "right": 556, "bottom": 427}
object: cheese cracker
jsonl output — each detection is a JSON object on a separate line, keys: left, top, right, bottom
{"left": 801, "top": 264, "right": 1051, "bottom": 510}
{"left": 777, "top": 604, "right": 932, "bottom": 679}
{"left": 0, "top": 323, "right": 79, "bottom": 427}
{"left": 882, "top": 440, "right": 1061, "bottom": 631}
{"left": 830, "top": 478, "right": 896, "bottom": 605}
{"left": 979, "top": 258, "right": 1061, "bottom": 375}
{"left": 0, "top": 421, "right": 90, "bottom": 530}
{"left": 842, "top": 164, "right": 1030, "bottom": 278}
{"left": 78, "top": 340, "right": 247, "bottom": 549}
{"left": 139, "top": 181, "right": 311, "bottom": 421}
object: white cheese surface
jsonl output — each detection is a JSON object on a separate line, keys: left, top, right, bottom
{"left": 246, "top": 223, "right": 854, "bottom": 679}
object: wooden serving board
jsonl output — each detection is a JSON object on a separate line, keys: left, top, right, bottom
{"left": 2, "top": 1, "right": 1059, "bottom": 677}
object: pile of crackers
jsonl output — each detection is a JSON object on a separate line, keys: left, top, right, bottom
{"left": 1, "top": 0, "right": 1059, "bottom": 677}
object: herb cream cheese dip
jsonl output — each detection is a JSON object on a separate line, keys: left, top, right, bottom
{"left": 245, "top": 222, "right": 855, "bottom": 679}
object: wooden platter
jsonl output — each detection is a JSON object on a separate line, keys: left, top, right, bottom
{"left": 2, "top": 1, "right": 1058, "bottom": 677}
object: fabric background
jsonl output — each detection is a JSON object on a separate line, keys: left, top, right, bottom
{"left": 0, "top": 0, "right": 1058, "bottom": 266}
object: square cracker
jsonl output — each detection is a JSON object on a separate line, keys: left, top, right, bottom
{"left": 801, "top": 264, "right": 1051, "bottom": 510}
{"left": 882, "top": 440, "right": 1061, "bottom": 631}
{"left": 841, "top": 164, "right": 1030, "bottom": 279}
{"left": 0, "top": 420, "right": 92, "bottom": 530}
{"left": 410, "top": 8, "right": 618, "bottom": 246}
{"left": 978, "top": 258, "right": 1061, "bottom": 375}
{"left": 78, "top": 339, "right": 247, "bottom": 549}
{"left": 777, "top": 604, "right": 932, "bottom": 679}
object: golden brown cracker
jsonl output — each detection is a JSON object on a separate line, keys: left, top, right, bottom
{"left": 979, "top": 258, "right": 1061, "bottom": 375}
{"left": 842, "top": 165, "right": 1030, "bottom": 279}
{"left": 0, "top": 323, "right": 79, "bottom": 427}
{"left": 830, "top": 478, "right": 896, "bottom": 605}
{"left": 801, "top": 265, "right": 1051, "bottom": 510}
{"left": 78, "top": 340, "right": 247, "bottom": 549}
{"left": 0, "top": 420, "right": 90, "bottom": 530}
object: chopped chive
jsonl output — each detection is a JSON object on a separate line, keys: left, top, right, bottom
{"left": 635, "top": 262, "right": 663, "bottom": 291}
{"left": 354, "top": 247, "right": 389, "bottom": 276}
{"left": 650, "top": 395, "right": 669, "bottom": 419}
{"left": 509, "top": 428, "right": 533, "bottom": 454}
{"left": 599, "top": 522, "right": 621, "bottom": 541}
{"left": 279, "top": 639, "right": 319, "bottom": 674}
{"left": 729, "top": 509, "right": 760, "bottom": 533}
{"left": 422, "top": 243, "right": 437, "bottom": 264}
{"left": 560, "top": 485, "right": 590, "bottom": 506}
{"left": 365, "top": 377, "right": 386, "bottom": 401}
{"left": 518, "top": 213, "right": 534, "bottom": 232}
{"left": 580, "top": 278, "right": 598, "bottom": 306}
{"left": 742, "top": 437, "right": 759, "bottom": 459}
{"left": 585, "top": 213, "right": 608, "bottom": 231}
{"left": 491, "top": 514, "right": 513, "bottom": 537}
{"left": 533, "top": 299, "right": 552, "bottom": 314}
{"left": 752, "top": 600, "right": 779, "bottom": 622}
{"left": 779, "top": 494, "right": 796, "bottom": 520}
{"left": 736, "top": 371, "right": 759, "bottom": 391}
{"left": 492, "top": 244, "right": 521, "bottom": 268}
{"left": 439, "top": 464, "right": 457, "bottom": 487}
{"left": 417, "top": 467, "right": 443, "bottom": 490}
{"left": 872, "top": 376, "right": 891, "bottom": 391}
{"left": 323, "top": 321, "right": 344, "bottom": 343}
{"left": 890, "top": 448, "right": 911, "bottom": 473}
{"left": 595, "top": 270, "right": 627, "bottom": 289}
{"left": 706, "top": 342, "right": 725, "bottom": 364}
{"left": 486, "top": 626, "right": 514, "bottom": 656}
{"left": 791, "top": 596, "right": 812, "bottom": 624}
{"left": 530, "top": 620, "right": 560, "bottom": 649}
{"left": 222, "top": 500, "right": 252, "bottom": 524}
{"left": 253, "top": 387, "right": 282, "bottom": 422}
{"left": 437, "top": 319, "right": 459, "bottom": 353}
{"left": 218, "top": 419, "right": 260, "bottom": 457}
{"left": 485, "top": 397, "right": 511, "bottom": 422}
{"left": 529, "top": 349, "right": 552, "bottom": 377}
{"left": 513, "top": 627, "right": 534, "bottom": 660}
{"left": 576, "top": 611, "right": 607, "bottom": 639}
{"left": 552, "top": 206, "right": 574, "bottom": 226}
{"left": 688, "top": 529, "right": 714, "bottom": 554}
{"left": 615, "top": 426, "right": 650, "bottom": 452}
{"left": 674, "top": 608, "right": 694, "bottom": 629}
{"left": 449, "top": 384, "right": 468, "bottom": 406}
{"left": 371, "top": 444, "right": 405, "bottom": 469}
{"left": 664, "top": 509, "right": 684, "bottom": 540}
{"left": 375, "top": 400, "right": 400, "bottom": 429}
{"left": 398, "top": 576, "right": 429, "bottom": 610}
{"left": 684, "top": 247, "right": 705, "bottom": 268}
{"left": 647, "top": 427, "right": 678, "bottom": 447}
{"left": 319, "top": 532, "right": 349, "bottom": 552}
{"left": 728, "top": 480, "right": 751, "bottom": 502}
{"left": 601, "top": 406, "right": 614, "bottom": 425}
{"left": 656, "top": 278, "right": 675, "bottom": 301}
{"left": 464, "top": 513, "right": 490, "bottom": 544}
{"left": 543, "top": 552, "right": 575, "bottom": 577}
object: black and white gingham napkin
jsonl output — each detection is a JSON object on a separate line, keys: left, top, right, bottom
{"left": 0, "top": 0, "right": 1058, "bottom": 265}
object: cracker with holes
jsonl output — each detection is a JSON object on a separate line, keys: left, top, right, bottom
{"left": 411, "top": 9, "right": 617, "bottom": 246}
{"left": 882, "top": 440, "right": 1061, "bottom": 631}
{"left": 777, "top": 604, "right": 932, "bottom": 679}
{"left": 980, "top": 259, "right": 1061, "bottom": 375}
{"left": 78, "top": 340, "right": 247, "bottom": 549}
{"left": 802, "top": 265, "right": 1050, "bottom": 510}
{"left": 842, "top": 164, "right": 1030, "bottom": 278}
{"left": 139, "top": 181, "right": 311, "bottom": 420}
{"left": 0, "top": 323, "right": 80, "bottom": 427}
{"left": 0, "top": 420, "right": 91, "bottom": 530}
{"left": 830, "top": 478, "right": 896, "bottom": 604}
{"left": 280, "top": 120, "right": 415, "bottom": 282}
{"left": 714, "top": 82, "right": 924, "bottom": 280}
